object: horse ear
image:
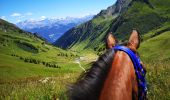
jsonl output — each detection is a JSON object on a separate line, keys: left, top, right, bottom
{"left": 106, "top": 32, "right": 117, "bottom": 49}
{"left": 128, "top": 30, "right": 140, "bottom": 51}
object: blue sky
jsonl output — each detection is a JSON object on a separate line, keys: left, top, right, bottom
{"left": 0, "top": 0, "right": 116, "bottom": 24}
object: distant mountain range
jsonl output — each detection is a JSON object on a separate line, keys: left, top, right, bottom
{"left": 16, "top": 15, "right": 94, "bottom": 43}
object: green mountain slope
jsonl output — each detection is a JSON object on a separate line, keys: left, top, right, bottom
{"left": 0, "top": 19, "right": 80, "bottom": 81}
{"left": 110, "top": 0, "right": 170, "bottom": 40}
{"left": 0, "top": 19, "right": 93, "bottom": 99}
{"left": 54, "top": 0, "right": 132, "bottom": 50}
{"left": 55, "top": 0, "right": 170, "bottom": 52}
{"left": 138, "top": 30, "right": 170, "bottom": 99}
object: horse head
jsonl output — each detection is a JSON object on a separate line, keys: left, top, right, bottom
{"left": 68, "top": 30, "right": 146, "bottom": 100}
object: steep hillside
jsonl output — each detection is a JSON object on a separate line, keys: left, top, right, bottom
{"left": 0, "top": 19, "right": 80, "bottom": 81}
{"left": 55, "top": 0, "right": 170, "bottom": 52}
{"left": 110, "top": 0, "right": 170, "bottom": 40}
{"left": 138, "top": 30, "right": 170, "bottom": 99}
{"left": 54, "top": 0, "right": 132, "bottom": 50}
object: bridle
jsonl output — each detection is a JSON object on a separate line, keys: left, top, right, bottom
{"left": 113, "top": 46, "right": 147, "bottom": 100}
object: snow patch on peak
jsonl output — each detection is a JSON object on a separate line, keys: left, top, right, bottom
{"left": 16, "top": 15, "right": 94, "bottom": 43}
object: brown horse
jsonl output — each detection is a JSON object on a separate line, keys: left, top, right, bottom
{"left": 68, "top": 30, "right": 146, "bottom": 100}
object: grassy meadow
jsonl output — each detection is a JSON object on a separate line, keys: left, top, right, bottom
{"left": 139, "top": 31, "right": 170, "bottom": 100}
{"left": 0, "top": 19, "right": 170, "bottom": 100}
{"left": 0, "top": 23, "right": 93, "bottom": 100}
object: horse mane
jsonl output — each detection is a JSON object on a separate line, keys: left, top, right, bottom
{"left": 68, "top": 49, "right": 115, "bottom": 100}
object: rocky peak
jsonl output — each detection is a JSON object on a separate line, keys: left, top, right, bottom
{"left": 94, "top": 0, "right": 132, "bottom": 18}
{"left": 115, "top": 0, "right": 132, "bottom": 13}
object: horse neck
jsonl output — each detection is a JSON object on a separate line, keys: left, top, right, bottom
{"left": 99, "top": 51, "right": 138, "bottom": 100}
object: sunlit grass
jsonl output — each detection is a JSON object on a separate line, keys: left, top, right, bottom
{"left": 145, "top": 61, "right": 170, "bottom": 100}
{"left": 0, "top": 73, "right": 79, "bottom": 100}
{"left": 139, "top": 31, "right": 170, "bottom": 99}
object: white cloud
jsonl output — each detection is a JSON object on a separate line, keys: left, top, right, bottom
{"left": 40, "top": 16, "right": 46, "bottom": 20}
{"left": 29, "top": 18, "right": 35, "bottom": 21}
{"left": 11, "top": 13, "right": 21, "bottom": 17}
{"left": 25, "top": 12, "right": 33, "bottom": 16}
{"left": 10, "top": 12, "right": 33, "bottom": 18}
{"left": 76, "top": 13, "right": 95, "bottom": 18}
{"left": 0, "top": 16, "right": 6, "bottom": 20}
{"left": 16, "top": 19, "right": 21, "bottom": 23}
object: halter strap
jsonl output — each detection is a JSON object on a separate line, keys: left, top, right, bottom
{"left": 113, "top": 46, "right": 147, "bottom": 100}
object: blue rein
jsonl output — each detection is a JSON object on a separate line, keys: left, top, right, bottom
{"left": 113, "top": 46, "right": 147, "bottom": 100}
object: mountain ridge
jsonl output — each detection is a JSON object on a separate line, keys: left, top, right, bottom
{"left": 54, "top": 0, "right": 132, "bottom": 50}
{"left": 16, "top": 15, "right": 94, "bottom": 43}
{"left": 54, "top": 0, "right": 170, "bottom": 51}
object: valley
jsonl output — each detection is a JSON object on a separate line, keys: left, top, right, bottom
{"left": 0, "top": 19, "right": 95, "bottom": 99}
{"left": 0, "top": 0, "right": 170, "bottom": 99}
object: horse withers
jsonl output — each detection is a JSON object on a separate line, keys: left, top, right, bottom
{"left": 68, "top": 30, "right": 147, "bottom": 100}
